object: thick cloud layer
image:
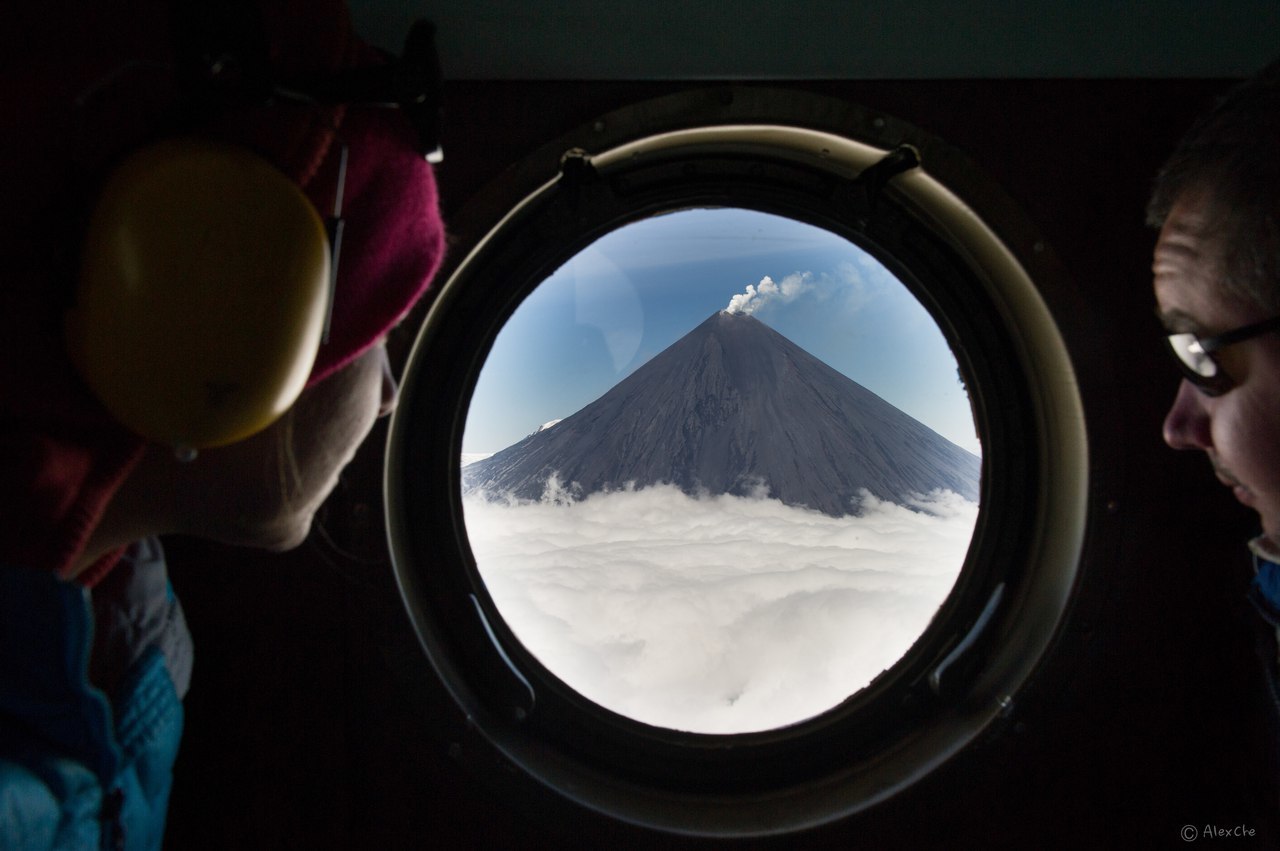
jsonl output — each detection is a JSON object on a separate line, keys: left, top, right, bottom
{"left": 463, "top": 484, "right": 977, "bottom": 734}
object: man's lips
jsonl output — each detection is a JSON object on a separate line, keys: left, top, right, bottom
{"left": 1212, "top": 461, "right": 1254, "bottom": 505}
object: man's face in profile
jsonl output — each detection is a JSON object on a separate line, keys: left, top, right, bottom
{"left": 1157, "top": 187, "right": 1280, "bottom": 542}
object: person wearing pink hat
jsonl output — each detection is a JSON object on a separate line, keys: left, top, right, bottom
{"left": 0, "top": 2, "right": 446, "bottom": 847}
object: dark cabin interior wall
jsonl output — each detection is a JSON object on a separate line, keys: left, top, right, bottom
{"left": 163, "top": 79, "right": 1277, "bottom": 849}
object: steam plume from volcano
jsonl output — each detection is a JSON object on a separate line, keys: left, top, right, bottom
{"left": 724, "top": 272, "right": 813, "bottom": 315}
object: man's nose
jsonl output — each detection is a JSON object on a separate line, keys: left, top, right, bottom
{"left": 1162, "top": 378, "right": 1212, "bottom": 451}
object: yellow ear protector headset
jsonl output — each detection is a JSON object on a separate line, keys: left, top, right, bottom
{"left": 64, "top": 16, "right": 442, "bottom": 453}
{"left": 66, "top": 136, "right": 336, "bottom": 451}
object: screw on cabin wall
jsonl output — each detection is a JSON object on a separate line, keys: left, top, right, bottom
{"left": 997, "top": 695, "right": 1027, "bottom": 734}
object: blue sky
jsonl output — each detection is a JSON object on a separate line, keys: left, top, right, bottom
{"left": 463, "top": 207, "right": 981, "bottom": 457}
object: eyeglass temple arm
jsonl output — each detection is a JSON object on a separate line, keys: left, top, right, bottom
{"left": 1200, "top": 315, "right": 1280, "bottom": 352}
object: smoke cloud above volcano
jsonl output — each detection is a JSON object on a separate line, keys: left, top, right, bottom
{"left": 724, "top": 271, "right": 814, "bottom": 315}
{"left": 463, "top": 483, "right": 977, "bottom": 734}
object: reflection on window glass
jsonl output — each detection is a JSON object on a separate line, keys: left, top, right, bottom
{"left": 461, "top": 208, "right": 981, "bottom": 734}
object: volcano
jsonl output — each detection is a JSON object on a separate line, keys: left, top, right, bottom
{"left": 463, "top": 311, "right": 980, "bottom": 515}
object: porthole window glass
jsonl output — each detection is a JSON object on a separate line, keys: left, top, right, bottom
{"left": 461, "top": 207, "right": 981, "bottom": 734}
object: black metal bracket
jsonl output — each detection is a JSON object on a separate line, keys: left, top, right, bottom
{"left": 838, "top": 144, "right": 921, "bottom": 226}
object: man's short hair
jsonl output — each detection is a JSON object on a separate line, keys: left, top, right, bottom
{"left": 1147, "top": 62, "right": 1280, "bottom": 313}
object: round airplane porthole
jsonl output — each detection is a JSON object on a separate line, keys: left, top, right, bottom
{"left": 386, "top": 88, "right": 1088, "bottom": 836}
{"left": 461, "top": 207, "right": 982, "bottom": 735}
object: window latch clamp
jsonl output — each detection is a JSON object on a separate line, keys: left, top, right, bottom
{"left": 839, "top": 143, "right": 921, "bottom": 226}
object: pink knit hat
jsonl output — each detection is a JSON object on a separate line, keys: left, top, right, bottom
{"left": 0, "top": 0, "right": 446, "bottom": 584}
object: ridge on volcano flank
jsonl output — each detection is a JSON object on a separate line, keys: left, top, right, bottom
{"left": 464, "top": 311, "right": 980, "bottom": 515}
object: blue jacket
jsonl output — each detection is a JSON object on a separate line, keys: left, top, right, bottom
{"left": 1247, "top": 537, "right": 1280, "bottom": 825}
{"left": 0, "top": 539, "right": 191, "bottom": 850}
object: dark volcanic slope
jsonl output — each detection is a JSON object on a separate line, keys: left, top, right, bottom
{"left": 464, "top": 311, "right": 980, "bottom": 515}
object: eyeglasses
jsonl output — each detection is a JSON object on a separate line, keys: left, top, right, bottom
{"left": 1164, "top": 315, "right": 1280, "bottom": 396}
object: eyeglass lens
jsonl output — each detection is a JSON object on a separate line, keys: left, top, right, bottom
{"left": 1167, "top": 333, "right": 1217, "bottom": 379}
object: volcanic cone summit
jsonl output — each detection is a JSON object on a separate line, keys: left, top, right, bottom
{"left": 464, "top": 311, "right": 980, "bottom": 514}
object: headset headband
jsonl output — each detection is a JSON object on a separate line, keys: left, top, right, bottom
{"left": 170, "top": 3, "right": 443, "bottom": 161}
